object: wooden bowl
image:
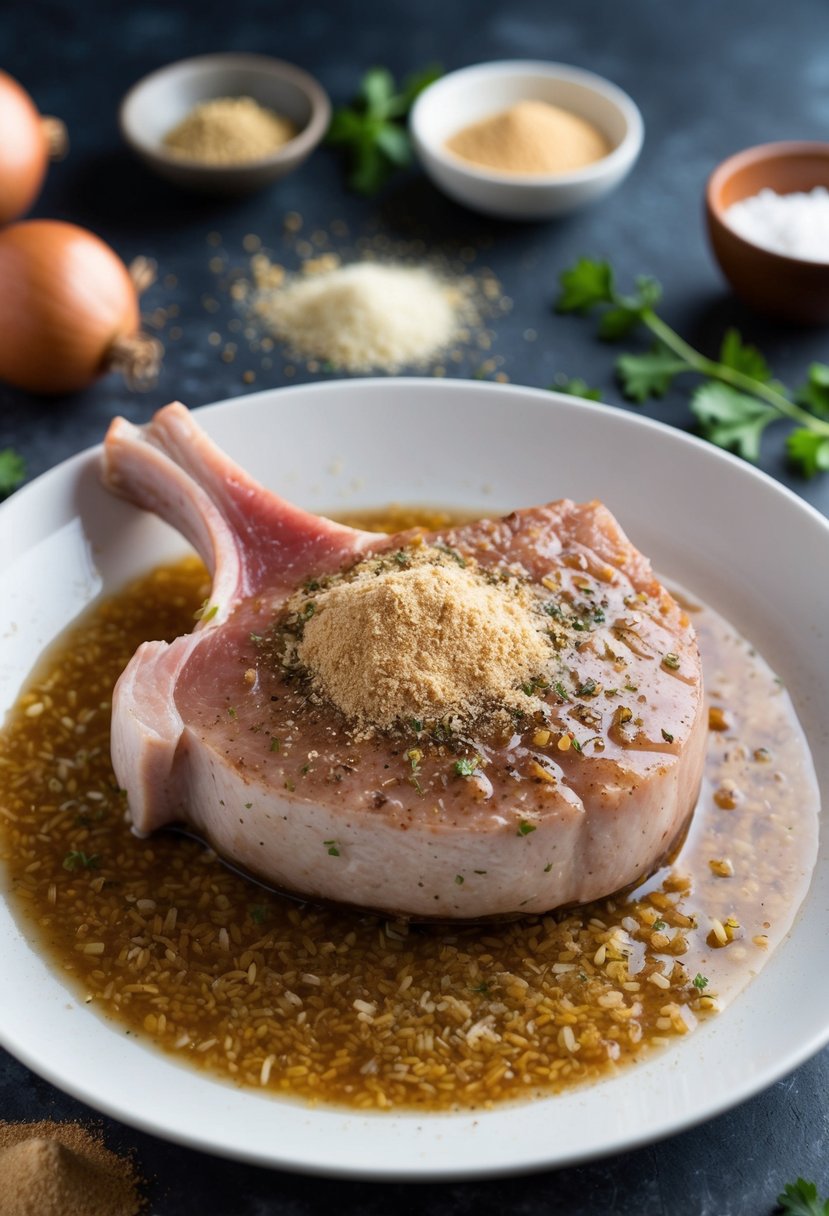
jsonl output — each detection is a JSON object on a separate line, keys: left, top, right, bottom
{"left": 706, "top": 141, "right": 829, "bottom": 325}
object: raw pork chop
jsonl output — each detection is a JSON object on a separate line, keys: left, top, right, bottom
{"left": 102, "top": 403, "right": 706, "bottom": 919}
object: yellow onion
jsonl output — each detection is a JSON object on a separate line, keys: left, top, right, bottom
{"left": 0, "top": 220, "right": 163, "bottom": 395}
{"left": 0, "top": 71, "right": 68, "bottom": 225}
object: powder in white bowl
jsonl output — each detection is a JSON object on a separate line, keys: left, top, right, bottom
{"left": 724, "top": 186, "right": 829, "bottom": 262}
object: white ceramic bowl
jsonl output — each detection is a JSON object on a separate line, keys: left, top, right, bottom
{"left": 119, "top": 53, "right": 331, "bottom": 195}
{"left": 1, "top": 380, "right": 828, "bottom": 1179}
{"left": 410, "top": 60, "right": 644, "bottom": 220}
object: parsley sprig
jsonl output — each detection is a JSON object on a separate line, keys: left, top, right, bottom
{"left": 326, "top": 64, "right": 441, "bottom": 195}
{"left": 556, "top": 258, "right": 829, "bottom": 477}
{"left": 777, "top": 1179, "right": 829, "bottom": 1216}
{"left": 0, "top": 448, "right": 25, "bottom": 498}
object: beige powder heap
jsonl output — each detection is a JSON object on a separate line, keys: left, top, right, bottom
{"left": 252, "top": 262, "right": 460, "bottom": 372}
{"left": 296, "top": 554, "right": 550, "bottom": 730}
{"left": 0, "top": 1123, "right": 142, "bottom": 1216}
{"left": 163, "top": 96, "right": 296, "bottom": 164}
{"left": 446, "top": 99, "right": 610, "bottom": 175}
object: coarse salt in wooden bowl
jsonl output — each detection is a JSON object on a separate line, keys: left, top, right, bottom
{"left": 706, "top": 141, "right": 829, "bottom": 325}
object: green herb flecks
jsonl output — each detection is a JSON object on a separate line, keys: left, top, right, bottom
{"left": 555, "top": 258, "right": 829, "bottom": 477}
{"left": 250, "top": 904, "right": 268, "bottom": 924}
{"left": 194, "top": 599, "right": 218, "bottom": 623}
{"left": 326, "top": 64, "right": 442, "bottom": 195}
{"left": 454, "top": 757, "right": 479, "bottom": 778}
{"left": 661, "top": 728, "right": 675, "bottom": 743}
{"left": 517, "top": 820, "right": 536, "bottom": 836}
{"left": 693, "top": 972, "right": 709, "bottom": 991}
{"left": 324, "top": 840, "right": 340, "bottom": 857}
{"left": 0, "top": 448, "right": 25, "bottom": 498}
{"left": 62, "top": 850, "right": 100, "bottom": 871}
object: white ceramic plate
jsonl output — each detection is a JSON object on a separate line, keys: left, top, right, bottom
{"left": 1, "top": 379, "right": 827, "bottom": 1179}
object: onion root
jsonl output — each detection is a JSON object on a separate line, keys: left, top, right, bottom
{"left": 107, "top": 333, "right": 163, "bottom": 390}
{"left": 42, "top": 116, "right": 68, "bottom": 161}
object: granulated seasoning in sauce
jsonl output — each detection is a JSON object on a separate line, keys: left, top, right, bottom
{"left": 0, "top": 510, "right": 818, "bottom": 1111}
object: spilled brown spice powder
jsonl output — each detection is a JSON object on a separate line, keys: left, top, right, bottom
{"left": 0, "top": 1122, "right": 142, "bottom": 1216}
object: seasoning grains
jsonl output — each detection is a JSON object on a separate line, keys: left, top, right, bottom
{"left": 0, "top": 1122, "right": 142, "bottom": 1216}
{"left": 0, "top": 526, "right": 817, "bottom": 1112}
{"left": 163, "top": 96, "right": 296, "bottom": 165}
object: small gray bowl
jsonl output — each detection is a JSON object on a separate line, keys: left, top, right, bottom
{"left": 119, "top": 53, "right": 331, "bottom": 195}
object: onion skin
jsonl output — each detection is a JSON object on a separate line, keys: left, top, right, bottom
{"left": 0, "top": 72, "right": 51, "bottom": 224}
{"left": 0, "top": 220, "right": 160, "bottom": 395}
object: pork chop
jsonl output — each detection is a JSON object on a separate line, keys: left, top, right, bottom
{"left": 101, "top": 402, "right": 706, "bottom": 919}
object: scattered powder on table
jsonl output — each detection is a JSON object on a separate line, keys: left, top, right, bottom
{"left": 445, "top": 99, "right": 611, "bottom": 175}
{"left": 724, "top": 186, "right": 829, "bottom": 262}
{"left": 249, "top": 261, "right": 463, "bottom": 372}
{"left": 292, "top": 546, "right": 551, "bottom": 731}
{"left": 0, "top": 1121, "right": 142, "bottom": 1216}
{"left": 163, "top": 95, "right": 296, "bottom": 164}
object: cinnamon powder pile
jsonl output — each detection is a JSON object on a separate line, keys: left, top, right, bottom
{"left": 0, "top": 1122, "right": 142, "bottom": 1216}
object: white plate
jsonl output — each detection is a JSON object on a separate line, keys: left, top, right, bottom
{"left": 1, "top": 379, "right": 827, "bottom": 1179}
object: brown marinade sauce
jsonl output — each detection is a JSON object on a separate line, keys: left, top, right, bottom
{"left": 0, "top": 508, "right": 819, "bottom": 1111}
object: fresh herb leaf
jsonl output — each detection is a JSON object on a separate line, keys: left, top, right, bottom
{"left": 788, "top": 429, "right": 829, "bottom": 478}
{"left": 556, "top": 258, "right": 614, "bottom": 313}
{"left": 777, "top": 1178, "right": 829, "bottom": 1216}
{"left": 0, "top": 448, "right": 25, "bottom": 498}
{"left": 719, "top": 328, "right": 771, "bottom": 383}
{"left": 554, "top": 257, "right": 829, "bottom": 475}
{"left": 323, "top": 840, "right": 340, "bottom": 857}
{"left": 270, "top": 737, "right": 280, "bottom": 752}
{"left": 691, "top": 382, "right": 778, "bottom": 462}
{"left": 661, "top": 728, "right": 675, "bottom": 743}
{"left": 326, "top": 63, "right": 441, "bottom": 194}
{"left": 617, "top": 346, "right": 688, "bottom": 401}
{"left": 693, "top": 973, "right": 709, "bottom": 991}
{"left": 551, "top": 375, "right": 602, "bottom": 402}
{"left": 796, "top": 363, "right": 829, "bottom": 418}
{"left": 517, "top": 820, "right": 536, "bottom": 836}
{"left": 454, "top": 874, "right": 464, "bottom": 885}
{"left": 250, "top": 904, "right": 267, "bottom": 924}
{"left": 653, "top": 919, "right": 667, "bottom": 931}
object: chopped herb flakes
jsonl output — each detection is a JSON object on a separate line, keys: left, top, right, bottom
{"left": 454, "top": 757, "right": 479, "bottom": 778}
{"left": 517, "top": 820, "right": 536, "bottom": 836}
{"left": 62, "top": 850, "right": 99, "bottom": 871}
{"left": 693, "top": 973, "right": 709, "bottom": 991}
{"left": 324, "top": 840, "right": 340, "bottom": 857}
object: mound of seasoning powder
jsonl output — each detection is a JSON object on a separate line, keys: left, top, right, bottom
{"left": 0, "top": 1122, "right": 142, "bottom": 1216}
{"left": 163, "top": 96, "right": 296, "bottom": 165}
{"left": 251, "top": 261, "right": 463, "bottom": 372}
{"left": 445, "top": 99, "right": 610, "bottom": 175}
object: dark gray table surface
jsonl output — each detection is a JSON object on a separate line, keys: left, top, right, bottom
{"left": 1, "top": 1, "right": 828, "bottom": 1211}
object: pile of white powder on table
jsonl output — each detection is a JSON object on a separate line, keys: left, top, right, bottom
{"left": 724, "top": 186, "right": 829, "bottom": 261}
{"left": 249, "top": 260, "right": 466, "bottom": 372}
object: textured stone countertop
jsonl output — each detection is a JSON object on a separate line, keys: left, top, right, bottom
{"left": 1, "top": 0, "right": 828, "bottom": 1211}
